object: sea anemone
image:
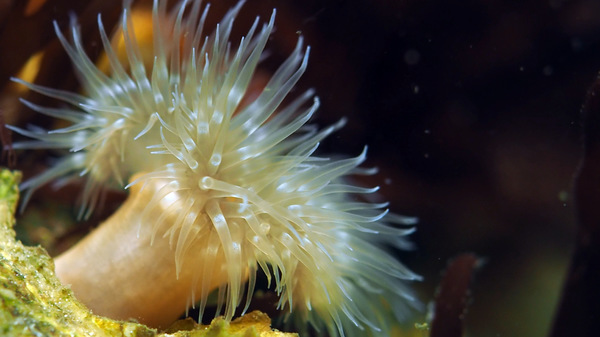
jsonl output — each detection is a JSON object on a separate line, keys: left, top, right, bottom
{"left": 9, "top": 0, "right": 421, "bottom": 335}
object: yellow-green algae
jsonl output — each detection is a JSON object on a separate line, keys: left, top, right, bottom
{"left": 0, "top": 169, "right": 296, "bottom": 337}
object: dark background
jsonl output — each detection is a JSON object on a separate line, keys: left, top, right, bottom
{"left": 267, "top": 0, "right": 599, "bottom": 336}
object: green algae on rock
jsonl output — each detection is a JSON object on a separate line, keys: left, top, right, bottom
{"left": 0, "top": 168, "right": 295, "bottom": 337}
{"left": 0, "top": 169, "right": 154, "bottom": 336}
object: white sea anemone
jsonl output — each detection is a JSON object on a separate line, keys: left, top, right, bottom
{"left": 10, "top": 0, "right": 421, "bottom": 336}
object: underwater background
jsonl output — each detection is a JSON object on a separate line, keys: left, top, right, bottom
{"left": 2, "top": 0, "right": 599, "bottom": 336}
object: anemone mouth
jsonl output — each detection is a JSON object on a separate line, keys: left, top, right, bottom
{"left": 10, "top": 0, "right": 420, "bottom": 336}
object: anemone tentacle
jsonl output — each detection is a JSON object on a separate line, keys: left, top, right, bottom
{"left": 11, "top": 0, "right": 420, "bottom": 336}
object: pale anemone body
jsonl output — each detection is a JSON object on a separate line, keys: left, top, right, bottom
{"left": 10, "top": 0, "right": 421, "bottom": 336}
